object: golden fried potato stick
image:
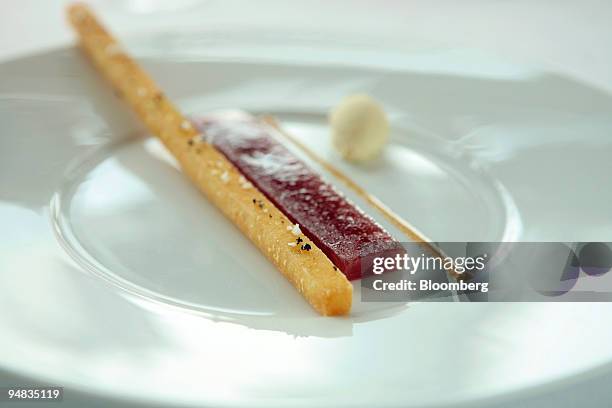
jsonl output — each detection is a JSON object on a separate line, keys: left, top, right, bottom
{"left": 66, "top": 3, "right": 352, "bottom": 316}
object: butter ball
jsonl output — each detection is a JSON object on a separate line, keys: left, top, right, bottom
{"left": 330, "top": 94, "right": 389, "bottom": 162}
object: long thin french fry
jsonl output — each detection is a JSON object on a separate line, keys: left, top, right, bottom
{"left": 67, "top": 3, "right": 352, "bottom": 315}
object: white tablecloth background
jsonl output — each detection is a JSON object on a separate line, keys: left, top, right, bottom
{"left": 1, "top": 1, "right": 611, "bottom": 407}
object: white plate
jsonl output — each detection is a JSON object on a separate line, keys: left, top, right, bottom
{"left": 1, "top": 30, "right": 612, "bottom": 407}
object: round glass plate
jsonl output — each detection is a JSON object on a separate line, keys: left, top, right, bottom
{"left": 50, "top": 111, "right": 518, "bottom": 321}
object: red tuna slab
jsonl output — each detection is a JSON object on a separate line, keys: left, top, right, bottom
{"left": 194, "top": 112, "right": 400, "bottom": 280}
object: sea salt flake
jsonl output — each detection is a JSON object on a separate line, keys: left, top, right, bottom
{"left": 291, "top": 224, "right": 302, "bottom": 236}
{"left": 180, "top": 120, "right": 192, "bottom": 131}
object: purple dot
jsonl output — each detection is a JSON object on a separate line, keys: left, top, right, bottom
{"left": 579, "top": 242, "right": 612, "bottom": 277}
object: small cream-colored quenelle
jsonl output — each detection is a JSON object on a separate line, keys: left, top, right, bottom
{"left": 330, "top": 94, "right": 389, "bottom": 162}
